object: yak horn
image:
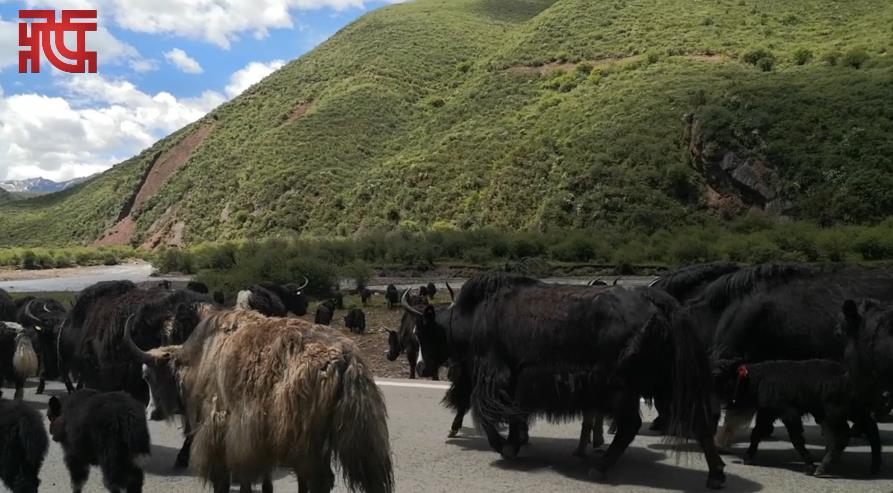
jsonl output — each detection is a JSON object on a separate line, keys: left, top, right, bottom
{"left": 445, "top": 282, "right": 455, "bottom": 309}
{"left": 122, "top": 314, "right": 157, "bottom": 365}
{"left": 401, "top": 289, "right": 424, "bottom": 316}
{"left": 613, "top": 277, "right": 621, "bottom": 286}
{"left": 296, "top": 277, "right": 309, "bottom": 292}
{"left": 647, "top": 277, "right": 661, "bottom": 288}
{"left": 23, "top": 300, "right": 42, "bottom": 323}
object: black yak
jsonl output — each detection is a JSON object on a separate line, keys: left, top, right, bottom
{"left": 0, "top": 288, "right": 16, "bottom": 321}
{"left": 186, "top": 281, "right": 209, "bottom": 294}
{"left": 314, "top": 302, "right": 334, "bottom": 326}
{"left": 0, "top": 390, "right": 48, "bottom": 493}
{"left": 385, "top": 285, "right": 399, "bottom": 309}
{"left": 0, "top": 322, "right": 40, "bottom": 400}
{"left": 129, "top": 310, "right": 394, "bottom": 493}
{"left": 675, "top": 263, "right": 893, "bottom": 446}
{"left": 714, "top": 359, "right": 880, "bottom": 476}
{"left": 15, "top": 297, "right": 67, "bottom": 394}
{"left": 48, "top": 389, "right": 151, "bottom": 493}
{"left": 57, "top": 280, "right": 210, "bottom": 468}
{"left": 235, "top": 279, "right": 310, "bottom": 316}
{"left": 344, "top": 307, "right": 366, "bottom": 334}
{"left": 359, "top": 287, "right": 372, "bottom": 306}
{"left": 409, "top": 274, "right": 725, "bottom": 488}
{"left": 425, "top": 282, "right": 437, "bottom": 300}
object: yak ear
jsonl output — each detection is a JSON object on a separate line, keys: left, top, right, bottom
{"left": 48, "top": 396, "right": 61, "bottom": 416}
{"left": 841, "top": 299, "right": 862, "bottom": 337}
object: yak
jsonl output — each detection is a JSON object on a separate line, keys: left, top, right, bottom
{"left": 128, "top": 309, "right": 394, "bottom": 493}
{"left": 187, "top": 281, "right": 209, "bottom": 294}
{"left": 57, "top": 280, "right": 211, "bottom": 469}
{"left": 385, "top": 285, "right": 399, "bottom": 309}
{"left": 314, "top": 301, "right": 335, "bottom": 326}
{"left": 714, "top": 359, "right": 880, "bottom": 476}
{"left": 0, "top": 390, "right": 48, "bottom": 493}
{"left": 15, "top": 298, "right": 67, "bottom": 394}
{"left": 0, "top": 322, "right": 40, "bottom": 400}
{"left": 425, "top": 283, "right": 437, "bottom": 300}
{"left": 388, "top": 284, "right": 456, "bottom": 380}
{"left": 359, "top": 287, "right": 372, "bottom": 306}
{"left": 409, "top": 274, "right": 725, "bottom": 489}
{"left": 841, "top": 299, "right": 893, "bottom": 418}
{"left": 48, "top": 389, "right": 151, "bottom": 493}
{"left": 235, "top": 279, "right": 310, "bottom": 317}
{"left": 678, "top": 263, "right": 893, "bottom": 447}
{"left": 0, "top": 289, "right": 15, "bottom": 322}
{"left": 344, "top": 307, "right": 366, "bottom": 334}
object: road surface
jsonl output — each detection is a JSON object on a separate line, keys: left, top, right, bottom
{"left": 9, "top": 379, "right": 893, "bottom": 492}
{"left": 0, "top": 264, "right": 188, "bottom": 293}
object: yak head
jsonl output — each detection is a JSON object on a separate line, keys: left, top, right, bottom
{"left": 282, "top": 277, "right": 310, "bottom": 316}
{"left": 122, "top": 317, "right": 183, "bottom": 421}
{"left": 401, "top": 288, "right": 450, "bottom": 378}
{"left": 841, "top": 299, "right": 893, "bottom": 388}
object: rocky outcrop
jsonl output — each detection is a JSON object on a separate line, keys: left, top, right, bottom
{"left": 685, "top": 113, "right": 789, "bottom": 215}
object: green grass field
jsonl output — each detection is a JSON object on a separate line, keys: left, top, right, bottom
{"left": 1, "top": 0, "right": 891, "bottom": 247}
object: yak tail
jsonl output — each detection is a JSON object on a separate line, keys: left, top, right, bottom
{"left": 667, "top": 310, "right": 714, "bottom": 443}
{"left": 13, "top": 333, "right": 39, "bottom": 379}
{"left": 332, "top": 356, "right": 394, "bottom": 493}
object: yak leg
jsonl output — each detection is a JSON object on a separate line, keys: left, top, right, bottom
{"left": 815, "top": 418, "right": 848, "bottom": 477}
{"left": 592, "top": 413, "right": 605, "bottom": 448}
{"left": 297, "top": 476, "right": 308, "bottom": 493}
{"left": 780, "top": 415, "right": 815, "bottom": 474}
{"left": 238, "top": 479, "right": 253, "bottom": 492}
{"left": 650, "top": 396, "right": 670, "bottom": 434}
{"left": 744, "top": 410, "right": 774, "bottom": 464}
{"left": 508, "top": 418, "right": 529, "bottom": 447}
{"left": 125, "top": 466, "right": 145, "bottom": 493}
{"left": 590, "top": 393, "right": 641, "bottom": 479}
{"left": 694, "top": 413, "right": 727, "bottom": 490}
{"left": 575, "top": 410, "right": 595, "bottom": 457}
{"left": 174, "top": 421, "right": 192, "bottom": 469}
{"left": 65, "top": 454, "right": 90, "bottom": 493}
{"left": 716, "top": 407, "right": 754, "bottom": 448}
{"left": 448, "top": 406, "right": 467, "bottom": 438}
{"left": 13, "top": 376, "right": 24, "bottom": 400}
{"left": 407, "top": 350, "right": 417, "bottom": 380}
{"left": 261, "top": 474, "right": 273, "bottom": 493}
{"left": 853, "top": 413, "right": 881, "bottom": 475}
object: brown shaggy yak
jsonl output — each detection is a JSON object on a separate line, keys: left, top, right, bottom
{"left": 126, "top": 309, "right": 394, "bottom": 493}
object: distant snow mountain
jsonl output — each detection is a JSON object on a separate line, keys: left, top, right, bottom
{"left": 0, "top": 176, "right": 89, "bottom": 194}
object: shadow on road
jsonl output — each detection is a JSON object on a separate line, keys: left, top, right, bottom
{"left": 448, "top": 430, "right": 764, "bottom": 492}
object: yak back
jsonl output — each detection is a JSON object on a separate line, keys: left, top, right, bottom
{"left": 652, "top": 262, "right": 741, "bottom": 303}
{"left": 736, "top": 360, "right": 850, "bottom": 411}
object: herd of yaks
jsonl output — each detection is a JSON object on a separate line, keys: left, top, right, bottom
{"left": 0, "top": 261, "right": 892, "bottom": 492}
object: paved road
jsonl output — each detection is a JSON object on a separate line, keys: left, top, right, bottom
{"left": 8, "top": 379, "right": 893, "bottom": 492}
{"left": 0, "top": 264, "right": 188, "bottom": 293}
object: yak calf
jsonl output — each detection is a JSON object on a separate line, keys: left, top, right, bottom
{"left": 48, "top": 390, "right": 151, "bottom": 493}
{"left": 716, "top": 359, "right": 881, "bottom": 476}
{"left": 0, "top": 390, "right": 48, "bottom": 493}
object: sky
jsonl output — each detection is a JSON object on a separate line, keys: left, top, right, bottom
{"left": 0, "top": 0, "right": 403, "bottom": 182}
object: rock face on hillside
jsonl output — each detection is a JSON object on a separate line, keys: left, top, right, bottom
{"left": 685, "top": 113, "right": 789, "bottom": 216}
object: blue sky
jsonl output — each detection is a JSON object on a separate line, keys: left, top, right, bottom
{"left": 0, "top": 0, "right": 402, "bottom": 181}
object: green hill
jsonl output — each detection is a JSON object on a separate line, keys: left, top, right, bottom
{"left": 1, "top": 0, "right": 892, "bottom": 247}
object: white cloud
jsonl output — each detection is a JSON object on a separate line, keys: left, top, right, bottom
{"left": 164, "top": 48, "right": 203, "bottom": 74}
{"left": 0, "top": 17, "right": 19, "bottom": 70}
{"left": 225, "top": 60, "right": 285, "bottom": 97}
{"left": 0, "top": 76, "right": 224, "bottom": 181}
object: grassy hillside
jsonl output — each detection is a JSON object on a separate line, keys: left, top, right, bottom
{"left": 1, "top": 0, "right": 892, "bottom": 247}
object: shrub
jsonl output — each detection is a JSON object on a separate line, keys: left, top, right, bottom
{"left": 792, "top": 48, "right": 812, "bottom": 65}
{"left": 854, "top": 232, "right": 893, "bottom": 261}
{"left": 341, "top": 260, "right": 372, "bottom": 290}
{"left": 822, "top": 50, "right": 841, "bottom": 66}
{"left": 842, "top": 47, "right": 869, "bottom": 69}
{"left": 742, "top": 47, "right": 775, "bottom": 71}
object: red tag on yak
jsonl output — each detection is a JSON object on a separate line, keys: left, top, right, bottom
{"left": 737, "top": 364, "right": 748, "bottom": 381}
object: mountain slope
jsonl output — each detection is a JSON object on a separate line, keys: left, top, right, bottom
{"left": 1, "top": 0, "right": 892, "bottom": 247}
{"left": 0, "top": 177, "right": 90, "bottom": 194}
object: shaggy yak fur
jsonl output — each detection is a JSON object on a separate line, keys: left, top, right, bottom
{"left": 48, "top": 390, "right": 151, "bottom": 493}
{"left": 133, "top": 310, "right": 394, "bottom": 493}
{"left": 15, "top": 297, "right": 67, "bottom": 394}
{"left": 409, "top": 274, "right": 725, "bottom": 489}
{"left": 0, "top": 390, "right": 48, "bottom": 493}
{"left": 715, "top": 359, "right": 880, "bottom": 476}
{"left": 0, "top": 322, "right": 40, "bottom": 400}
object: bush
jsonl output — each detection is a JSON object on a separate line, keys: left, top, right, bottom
{"left": 854, "top": 232, "right": 893, "bottom": 261}
{"left": 741, "top": 47, "right": 775, "bottom": 71}
{"left": 341, "top": 260, "right": 372, "bottom": 290}
{"left": 842, "top": 47, "right": 869, "bottom": 69}
{"left": 822, "top": 50, "right": 841, "bottom": 66}
{"left": 792, "top": 48, "right": 812, "bottom": 65}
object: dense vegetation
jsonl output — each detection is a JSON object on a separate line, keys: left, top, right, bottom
{"left": 0, "top": 246, "right": 146, "bottom": 269}
{"left": 1, "top": 0, "right": 892, "bottom": 247}
{"left": 157, "top": 214, "right": 893, "bottom": 296}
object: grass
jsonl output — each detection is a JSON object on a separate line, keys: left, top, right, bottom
{"left": 0, "top": 0, "right": 892, "bottom": 246}
{"left": 0, "top": 246, "right": 147, "bottom": 270}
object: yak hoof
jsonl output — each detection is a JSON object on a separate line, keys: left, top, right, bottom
{"left": 742, "top": 454, "right": 756, "bottom": 466}
{"left": 447, "top": 429, "right": 459, "bottom": 438}
{"left": 813, "top": 465, "right": 828, "bottom": 478}
{"left": 500, "top": 443, "right": 520, "bottom": 460}
{"left": 706, "top": 473, "right": 725, "bottom": 490}
{"left": 588, "top": 467, "right": 607, "bottom": 482}
{"left": 174, "top": 454, "right": 189, "bottom": 469}
{"left": 803, "top": 464, "right": 817, "bottom": 476}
